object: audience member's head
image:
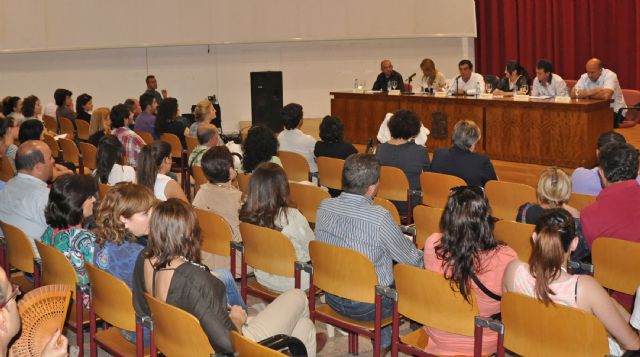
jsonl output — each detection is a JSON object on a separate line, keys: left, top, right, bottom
{"left": 18, "top": 119, "right": 44, "bottom": 143}
{"left": 0, "top": 117, "right": 18, "bottom": 142}
{"left": 89, "top": 107, "right": 111, "bottom": 135}
{"left": 1, "top": 96, "right": 21, "bottom": 117}
{"left": 197, "top": 123, "right": 218, "bottom": 146}
{"left": 156, "top": 97, "right": 179, "bottom": 135}
{"left": 202, "top": 146, "right": 235, "bottom": 184}
{"left": 139, "top": 93, "right": 157, "bottom": 114}
{"left": 194, "top": 99, "right": 216, "bottom": 124}
{"left": 318, "top": 115, "right": 345, "bottom": 144}
{"left": 95, "top": 135, "right": 126, "bottom": 184}
{"left": 452, "top": 120, "right": 481, "bottom": 151}
{"left": 21, "top": 95, "right": 40, "bottom": 118}
{"left": 124, "top": 98, "right": 141, "bottom": 117}
{"left": 54, "top": 88, "right": 73, "bottom": 107}
{"left": 15, "top": 140, "right": 53, "bottom": 181}
{"left": 239, "top": 162, "right": 292, "bottom": 229}
{"left": 529, "top": 208, "right": 577, "bottom": 305}
{"left": 342, "top": 153, "right": 380, "bottom": 196}
{"left": 44, "top": 174, "right": 97, "bottom": 229}
{"left": 95, "top": 182, "right": 157, "bottom": 245}
{"left": 598, "top": 142, "right": 639, "bottom": 185}
{"left": 388, "top": 110, "right": 421, "bottom": 140}
{"left": 110, "top": 104, "right": 131, "bottom": 129}
{"left": 536, "top": 167, "right": 572, "bottom": 207}
{"left": 76, "top": 93, "right": 93, "bottom": 114}
{"left": 281, "top": 103, "right": 304, "bottom": 130}
{"left": 241, "top": 125, "right": 278, "bottom": 173}
{"left": 596, "top": 131, "right": 626, "bottom": 153}
{"left": 146, "top": 75, "right": 158, "bottom": 90}
{"left": 437, "top": 185, "right": 497, "bottom": 302}
{"left": 136, "top": 141, "right": 172, "bottom": 191}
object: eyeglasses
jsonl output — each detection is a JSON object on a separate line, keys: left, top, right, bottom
{"left": 0, "top": 284, "right": 20, "bottom": 310}
{"left": 450, "top": 185, "right": 486, "bottom": 198}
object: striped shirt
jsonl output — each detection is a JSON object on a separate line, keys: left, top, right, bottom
{"left": 315, "top": 192, "right": 423, "bottom": 287}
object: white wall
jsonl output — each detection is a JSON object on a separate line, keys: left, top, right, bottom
{"left": 0, "top": 37, "right": 474, "bottom": 132}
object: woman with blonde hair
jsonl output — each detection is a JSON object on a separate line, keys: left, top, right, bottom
{"left": 188, "top": 99, "right": 218, "bottom": 137}
{"left": 88, "top": 107, "right": 111, "bottom": 146}
{"left": 418, "top": 58, "right": 447, "bottom": 93}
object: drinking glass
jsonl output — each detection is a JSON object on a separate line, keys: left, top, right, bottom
{"left": 574, "top": 88, "right": 580, "bottom": 100}
{"left": 485, "top": 83, "right": 493, "bottom": 94}
{"left": 519, "top": 84, "right": 529, "bottom": 95}
{"left": 390, "top": 80, "right": 397, "bottom": 90}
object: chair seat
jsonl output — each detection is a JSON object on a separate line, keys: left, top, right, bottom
{"left": 399, "top": 328, "right": 492, "bottom": 357}
{"left": 9, "top": 272, "right": 35, "bottom": 294}
{"left": 315, "top": 304, "right": 393, "bottom": 331}
{"left": 247, "top": 281, "right": 280, "bottom": 301}
{"left": 95, "top": 327, "right": 150, "bottom": 357}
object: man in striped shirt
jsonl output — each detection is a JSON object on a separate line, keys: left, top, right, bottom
{"left": 315, "top": 153, "right": 423, "bottom": 352}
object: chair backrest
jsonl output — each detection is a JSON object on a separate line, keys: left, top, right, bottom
{"left": 43, "top": 134, "right": 60, "bottom": 159}
{"left": 501, "top": 292, "right": 609, "bottom": 357}
{"left": 622, "top": 88, "right": 640, "bottom": 106}
{"left": 289, "top": 182, "right": 330, "bottom": 224}
{"left": 58, "top": 117, "right": 76, "bottom": 139}
{"left": 58, "top": 137, "right": 81, "bottom": 166}
{"left": 592, "top": 237, "right": 640, "bottom": 294}
{"left": 185, "top": 136, "right": 198, "bottom": 156}
{"left": 567, "top": 192, "right": 596, "bottom": 211}
{"left": 394, "top": 264, "right": 478, "bottom": 336}
{"left": 85, "top": 263, "right": 136, "bottom": 331}
{"left": 134, "top": 130, "right": 154, "bottom": 145}
{"left": 309, "top": 240, "right": 378, "bottom": 304}
{"left": 98, "top": 183, "right": 110, "bottom": 200}
{"left": 230, "top": 331, "right": 286, "bottom": 356}
{"left": 236, "top": 173, "right": 251, "bottom": 194}
{"left": 485, "top": 180, "right": 536, "bottom": 221}
{"left": 191, "top": 165, "right": 208, "bottom": 187}
{"left": 0, "top": 221, "right": 35, "bottom": 274}
{"left": 75, "top": 119, "right": 90, "bottom": 141}
{"left": 419, "top": 172, "right": 465, "bottom": 208}
{"left": 378, "top": 165, "right": 409, "bottom": 202}
{"left": 78, "top": 142, "right": 97, "bottom": 170}
{"left": 373, "top": 196, "right": 401, "bottom": 225}
{"left": 413, "top": 205, "right": 443, "bottom": 250}
{"left": 43, "top": 115, "right": 58, "bottom": 132}
{"left": 316, "top": 156, "right": 344, "bottom": 190}
{"left": 35, "top": 240, "right": 78, "bottom": 293}
{"left": 195, "top": 208, "right": 232, "bottom": 257}
{"left": 0, "top": 155, "right": 16, "bottom": 182}
{"left": 493, "top": 220, "right": 535, "bottom": 261}
{"left": 239, "top": 222, "right": 297, "bottom": 277}
{"left": 278, "top": 150, "right": 310, "bottom": 182}
{"left": 160, "top": 133, "right": 184, "bottom": 159}
{"left": 353, "top": 143, "right": 367, "bottom": 153}
{"left": 144, "top": 292, "right": 214, "bottom": 357}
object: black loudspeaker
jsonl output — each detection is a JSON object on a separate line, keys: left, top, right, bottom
{"left": 251, "top": 71, "right": 283, "bottom": 133}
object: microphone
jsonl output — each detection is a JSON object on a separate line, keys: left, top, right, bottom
{"left": 407, "top": 73, "right": 416, "bottom": 83}
{"left": 453, "top": 75, "right": 461, "bottom": 95}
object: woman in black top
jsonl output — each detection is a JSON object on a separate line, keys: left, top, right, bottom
{"left": 314, "top": 115, "right": 357, "bottom": 160}
{"left": 492, "top": 60, "right": 529, "bottom": 96}
{"left": 155, "top": 97, "right": 187, "bottom": 148}
{"left": 76, "top": 93, "right": 93, "bottom": 122}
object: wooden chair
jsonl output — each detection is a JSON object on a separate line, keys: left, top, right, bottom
{"left": 378, "top": 165, "right": 414, "bottom": 223}
{"left": 373, "top": 196, "right": 401, "bottom": 225}
{"left": 493, "top": 220, "right": 535, "bottom": 261}
{"left": 160, "top": 133, "right": 189, "bottom": 197}
{"left": 79, "top": 142, "right": 97, "bottom": 171}
{"left": 413, "top": 205, "right": 443, "bottom": 250}
{"left": 485, "top": 180, "right": 536, "bottom": 221}
{"left": 353, "top": 143, "right": 368, "bottom": 153}
{"left": 98, "top": 183, "right": 111, "bottom": 200}
{"left": 85, "top": 264, "right": 149, "bottom": 357}
{"left": 419, "top": 172, "right": 466, "bottom": 208}
{"left": 194, "top": 209, "right": 236, "bottom": 276}
{"left": 591, "top": 237, "right": 640, "bottom": 295}
{"left": 185, "top": 135, "right": 198, "bottom": 157}
{"left": 0, "top": 155, "right": 16, "bottom": 182}
{"left": 308, "top": 240, "right": 392, "bottom": 356}
{"left": 190, "top": 165, "right": 208, "bottom": 194}
{"left": 316, "top": 156, "right": 344, "bottom": 191}
{"left": 567, "top": 192, "right": 596, "bottom": 211}
{"left": 392, "top": 264, "right": 496, "bottom": 357}
{"left": 236, "top": 172, "right": 251, "bottom": 194}
{"left": 278, "top": 150, "right": 311, "bottom": 182}
{"left": 235, "top": 222, "right": 301, "bottom": 302}
{"left": 75, "top": 119, "right": 91, "bottom": 141}
{"left": 289, "top": 182, "right": 330, "bottom": 224}
{"left": 43, "top": 133, "right": 62, "bottom": 160}
{"left": 230, "top": 331, "right": 286, "bottom": 356}
{"left": 59, "top": 137, "right": 88, "bottom": 174}
{"left": 43, "top": 114, "right": 58, "bottom": 133}
{"left": 144, "top": 292, "right": 213, "bottom": 357}
{"left": 35, "top": 240, "right": 87, "bottom": 357}
{"left": 134, "top": 130, "right": 154, "bottom": 145}
{"left": 500, "top": 292, "right": 609, "bottom": 357}
{"left": 59, "top": 117, "right": 77, "bottom": 140}
{"left": 0, "top": 221, "right": 40, "bottom": 293}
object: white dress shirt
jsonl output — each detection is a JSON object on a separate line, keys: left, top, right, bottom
{"left": 448, "top": 72, "right": 486, "bottom": 95}
{"left": 575, "top": 68, "right": 627, "bottom": 114}
{"left": 277, "top": 128, "right": 317, "bottom": 172}
{"left": 531, "top": 73, "right": 568, "bottom": 97}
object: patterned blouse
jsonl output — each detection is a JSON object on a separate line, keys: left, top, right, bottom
{"left": 40, "top": 226, "right": 96, "bottom": 286}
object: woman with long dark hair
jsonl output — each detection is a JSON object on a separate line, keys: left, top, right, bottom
{"left": 0, "top": 117, "right": 19, "bottom": 171}
{"left": 493, "top": 60, "right": 529, "bottom": 96}
{"left": 76, "top": 93, "right": 93, "bottom": 122}
{"left": 136, "top": 141, "right": 187, "bottom": 202}
{"left": 95, "top": 135, "right": 136, "bottom": 185}
{"left": 155, "top": 97, "right": 187, "bottom": 148}
{"left": 239, "top": 124, "right": 281, "bottom": 173}
{"left": 423, "top": 186, "right": 517, "bottom": 356}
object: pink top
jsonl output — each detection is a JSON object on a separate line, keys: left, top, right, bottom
{"left": 423, "top": 233, "right": 517, "bottom": 356}
{"left": 511, "top": 263, "right": 579, "bottom": 307}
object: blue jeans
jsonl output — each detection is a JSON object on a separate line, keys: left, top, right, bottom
{"left": 213, "top": 268, "right": 247, "bottom": 310}
{"left": 325, "top": 293, "right": 394, "bottom": 349}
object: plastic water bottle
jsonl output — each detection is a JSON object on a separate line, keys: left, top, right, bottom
{"left": 353, "top": 79, "right": 359, "bottom": 92}
{"left": 475, "top": 82, "right": 480, "bottom": 98}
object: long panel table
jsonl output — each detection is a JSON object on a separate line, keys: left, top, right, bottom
{"left": 330, "top": 92, "right": 613, "bottom": 168}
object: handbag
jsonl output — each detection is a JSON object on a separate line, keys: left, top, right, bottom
{"left": 258, "top": 334, "right": 308, "bottom": 357}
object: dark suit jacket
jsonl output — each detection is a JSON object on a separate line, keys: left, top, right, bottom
{"left": 429, "top": 146, "right": 497, "bottom": 187}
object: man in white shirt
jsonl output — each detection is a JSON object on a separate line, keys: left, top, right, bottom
{"left": 0, "top": 140, "right": 54, "bottom": 256}
{"left": 277, "top": 103, "right": 317, "bottom": 173}
{"left": 531, "top": 59, "right": 568, "bottom": 97}
{"left": 448, "top": 59, "right": 485, "bottom": 96}
{"left": 573, "top": 58, "right": 627, "bottom": 127}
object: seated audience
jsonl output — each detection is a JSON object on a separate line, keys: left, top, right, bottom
{"left": 88, "top": 107, "right": 111, "bottom": 147}
{"left": 110, "top": 104, "right": 145, "bottom": 167}
{"left": 75, "top": 93, "right": 93, "bottom": 122}
{"left": 429, "top": 120, "right": 497, "bottom": 187}
{"left": 239, "top": 162, "right": 314, "bottom": 292}
{"left": 313, "top": 115, "right": 357, "bottom": 160}
{"left": 124, "top": 98, "right": 142, "bottom": 121}
{"left": 133, "top": 199, "right": 319, "bottom": 355}
{"left": 155, "top": 97, "right": 187, "bottom": 149}
{"left": 136, "top": 141, "right": 188, "bottom": 202}
{"left": 503, "top": 208, "right": 640, "bottom": 355}
{"left": 17, "top": 121, "right": 72, "bottom": 180}
{"left": 2, "top": 96, "right": 23, "bottom": 122}
{"left": 315, "top": 153, "right": 423, "bottom": 351}
{"left": 189, "top": 99, "right": 217, "bottom": 137}
{"left": 375, "top": 109, "right": 430, "bottom": 216}
{"left": 417, "top": 58, "right": 447, "bottom": 93}
{"left": 188, "top": 123, "right": 219, "bottom": 167}
{"left": 424, "top": 186, "right": 517, "bottom": 355}
{"left": 40, "top": 175, "right": 97, "bottom": 288}
{"left": 21, "top": 95, "right": 41, "bottom": 121}
{"left": 135, "top": 94, "right": 158, "bottom": 139}
{"left": 95, "top": 135, "right": 136, "bottom": 185}
{"left": 239, "top": 124, "right": 281, "bottom": 173}
{"left": 277, "top": 103, "right": 317, "bottom": 173}
{"left": 493, "top": 60, "right": 529, "bottom": 96}
{"left": 54, "top": 88, "right": 77, "bottom": 120}
{"left": 0, "top": 117, "right": 19, "bottom": 171}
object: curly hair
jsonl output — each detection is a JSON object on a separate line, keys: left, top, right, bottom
{"left": 387, "top": 110, "right": 421, "bottom": 140}
{"left": 241, "top": 125, "right": 278, "bottom": 173}
{"left": 319, "top": 115, "right": 345, "bottom": 143}
{"left": 599, "top": 142, "right": 639, "bottom": 183}
{"left": 44, "top": 175, "right": 97, "bottom": 229}
{"left": 239, "top": 162, "right": 294, "bottom": 230}
{"left": 95, "top": 183, "right": 157, "bottom": 246}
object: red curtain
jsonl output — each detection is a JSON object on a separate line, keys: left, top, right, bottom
{"left": 475, "top": 0, "right": 640, "bottom": 89}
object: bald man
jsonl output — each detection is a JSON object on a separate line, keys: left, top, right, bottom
{"left": 188, "top": 123, "right": 220, "bottom": 167}
{"left": 372, "top": 59, "right": 405, "bottom": 92}
{"left": 573, "top": 58, "right": 626, "bottom": 127}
